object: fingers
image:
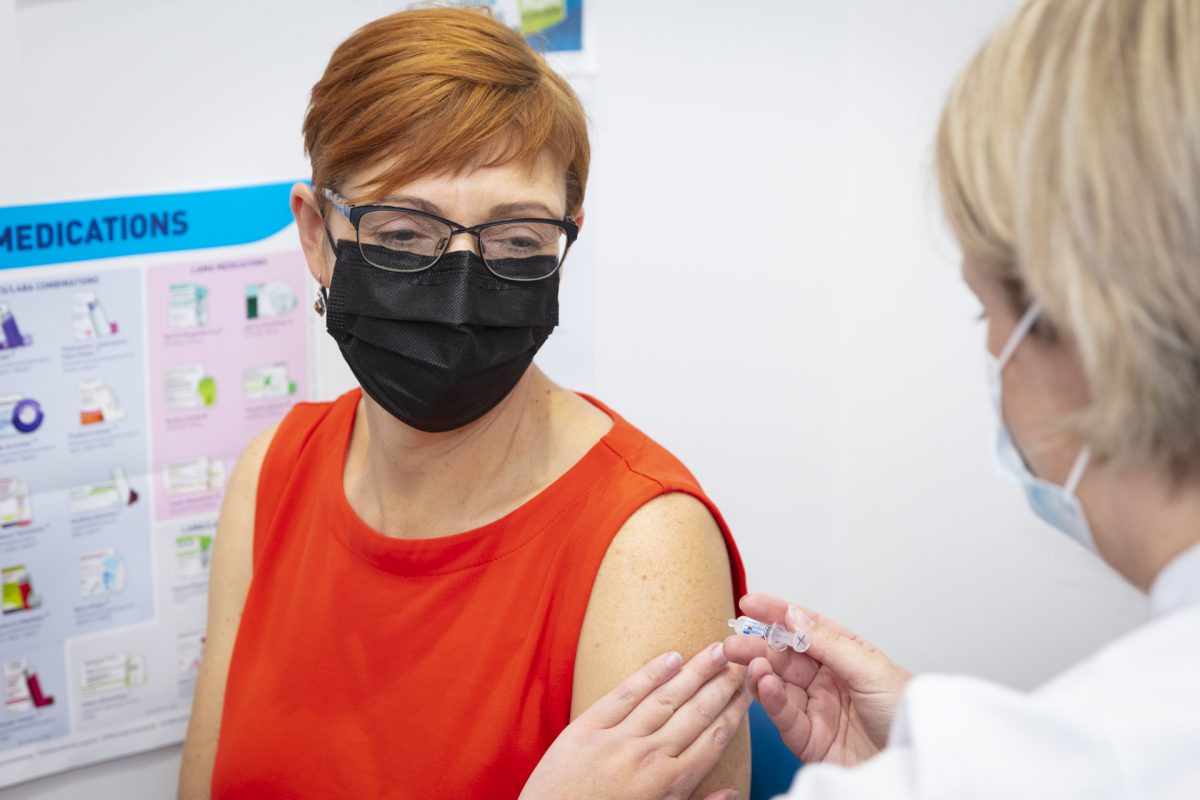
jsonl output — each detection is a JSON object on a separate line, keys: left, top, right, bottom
{"left": 804, "top": 620, "right": 902, "bottom": 693}
{"left": 739, "top": 594, "right": 861, "bottom": 644}
{"left": 653, "top": 656, "right": 747, "bottom": 755}
{"left": 746, "top": 656, "right": 773, "bottom": 687}
{"left": 756, "top": 672, "right": 803, "bottom": 726}
{"left": 738, "top": 595, "right": 897, "bottom": 690}
{"left": 794, "top": 606, "right": 865, "bottom": 644}
{"left": 722, "top": 630, "right": 771, "bottom": 666}
{"left": 622, "top": 643, "right": 732, "bottom": 736}
{"left": 675, "top": 676, "right": 752, "bottom": 774}
{"left": 755, "top": 671, "right": 811, "bottom": 755}
{"left": 578, "top": 651, "right": 685, "bottom": 729}
{"left": 737, "top": 593, "right": 791, "bottom": 624}
{"left": 743, "top": 657, "right": 814, "bottom": 763}
{"left": 724, "top": 635, "right": 821, "bottom": 688}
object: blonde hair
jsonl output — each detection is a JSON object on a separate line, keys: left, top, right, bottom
{"left": 937, "top": 0, "right": 1200, "bottom": 478}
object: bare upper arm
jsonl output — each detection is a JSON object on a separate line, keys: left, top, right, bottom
{"left": 571, "top": 492, "right": 750, "bottom": 800}
{"left": 177, "top": 422, "right": 279, "bottom": 799}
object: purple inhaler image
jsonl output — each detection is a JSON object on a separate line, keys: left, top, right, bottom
{"left": 0, "top": 302, "right": 33, "bottom": 350}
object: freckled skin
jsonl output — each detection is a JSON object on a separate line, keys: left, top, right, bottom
{"left": 570, "top": 492, "right": 749, "bottom": 799}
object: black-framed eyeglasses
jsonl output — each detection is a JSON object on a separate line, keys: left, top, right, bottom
{"left": 321, "top": 188, "right": 578, "bottom": 282}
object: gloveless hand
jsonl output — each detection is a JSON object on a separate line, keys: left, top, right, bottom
{"left": 724, "top": 594, "right": 912, "bottom": 767}
{"left": 519, "top": 644, "right": 750, "bottom": 800}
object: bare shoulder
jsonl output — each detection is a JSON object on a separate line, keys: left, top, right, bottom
{"left": 609, "top": 492, "right": 730, "bottom": 570}
{"left": 571, "top": 492, "right": 747, "bottom": 798}
{"left": 231, "top": 422, "right": 276, "bottom": 479}
{"left": 232, "top": 420, "right": 282, "bottom": 487}
{"left": 572, "top": 491, "right": 735, "bottom": 695}
{"left": 213, "top": 420, "right": 281, "bottom": 572}
{"left": 545, "top": 381, "right": 612, "bottom": 440}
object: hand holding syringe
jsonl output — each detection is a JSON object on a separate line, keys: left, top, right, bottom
{"left": 728, "top": 615, "right": 810, "bottom": 653}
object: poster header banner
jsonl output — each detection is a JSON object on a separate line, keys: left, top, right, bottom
{"left": 0, "top": 181, "right": 297, "bottom": 270}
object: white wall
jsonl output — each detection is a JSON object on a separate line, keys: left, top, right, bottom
{"left": 2, "top": 0, "right": 1147, "bottom": 796}
{"left": 583, "top": 0, "right": 1144, "bottom": 687}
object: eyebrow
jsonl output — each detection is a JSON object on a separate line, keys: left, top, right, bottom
{"left": 380, "top": 195, "right": 443, "bottom": 215}
{"left": 379, "top": 196, "right": 563, "bottom": 221}
{"left": 487, "top": 201, "right": 562, "bottom": 220}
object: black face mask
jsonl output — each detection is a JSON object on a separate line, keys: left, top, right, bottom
{"left": 322, "top": 240, "right": 559, "bottom": 432}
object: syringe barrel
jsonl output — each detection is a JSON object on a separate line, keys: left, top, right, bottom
{"left": 729, "top": 615, "right": 810, "bottom": 653}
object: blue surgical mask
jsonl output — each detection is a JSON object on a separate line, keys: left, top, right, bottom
{"left": 986, "top": 303, "right": 1097, "bottom": 553}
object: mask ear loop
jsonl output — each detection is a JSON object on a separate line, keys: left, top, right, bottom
{"left": 997, "top": 302, "right": 1043, "bottom": 371}
{"left": 313, "top": 226, "right": 338, "bottom": 316}
{"left": 1064, "top": 447, "right": 1091, "bottom": 495}
{"left": 1002, "top": 301, "right": 1093, "bottom": 499}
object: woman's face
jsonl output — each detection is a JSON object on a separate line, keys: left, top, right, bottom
{"left": 963, "top": 259, "right": 1091, "bottom": 486}
{"left": 307, "top": 151, "right": 579, "bottom": 284}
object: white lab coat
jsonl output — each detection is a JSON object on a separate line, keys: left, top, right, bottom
{"left": 780, "top": 542, "right": 1200, "bottom": 799}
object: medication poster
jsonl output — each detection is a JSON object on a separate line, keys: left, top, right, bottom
{"left": 0, "top": 182, "right": 309, "bottom": 787}
{"left": 398, "top": 0, "right": 593, "bottom": 72}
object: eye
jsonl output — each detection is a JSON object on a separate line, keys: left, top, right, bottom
{"left": 483, "top": 223, "right": 559, "bottom": 257}
{"left": 504, "top": 234, "right": 541, "bottom": 249}
{"left": 378, "top": 227, "right": 422, "bottom": 243}
{"left": 359, "top": 210, "right": 446, "bottom": 253}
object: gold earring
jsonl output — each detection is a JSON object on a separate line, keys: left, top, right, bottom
{"left": 313, "top": 288, "right": 327, "bottom": 316}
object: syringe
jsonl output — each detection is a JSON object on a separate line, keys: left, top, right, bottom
{"left": 728, "top": 615, "right": 810, "bottom": 653}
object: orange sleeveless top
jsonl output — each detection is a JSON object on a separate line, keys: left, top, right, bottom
{"left": 211, "top": 389, "right": 746, "bottom": 799}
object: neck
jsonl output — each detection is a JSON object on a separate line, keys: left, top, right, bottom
{"left": 347, "top": 367, "right": 555, "bottom": 539}
{"left": 1086, "top": 460, "right": 1200, "bottom": 591}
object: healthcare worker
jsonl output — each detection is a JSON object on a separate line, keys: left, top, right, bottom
{"left": 517, "top": 0, "right": 1200, "bottom": 797}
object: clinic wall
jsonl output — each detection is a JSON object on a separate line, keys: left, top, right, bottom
{"left": 583, "top": 0, "right": 1143, "bottom": 691}
{"left": 2, "top": 1, "right": 1147, "bottom": 797}
{"left": 824, "top": 0, "right": 1145, "bottom": 683}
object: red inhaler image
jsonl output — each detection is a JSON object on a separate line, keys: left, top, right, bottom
{"left": 25, "top": 670, "right": 54, "bottom": 708}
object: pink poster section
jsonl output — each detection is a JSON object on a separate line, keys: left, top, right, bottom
{"left": 146, "top": 252, "right": 309, "bottom": 521}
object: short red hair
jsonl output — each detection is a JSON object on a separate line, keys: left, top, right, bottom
{"left": 303, "top": 7, "right": 589, "bottom": 215}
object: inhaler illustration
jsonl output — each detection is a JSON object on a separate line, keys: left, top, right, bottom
{"left": 0, "top": 302, "right": 33, "bottom": 350}
{"left": 71, "top": 292, "right": 119, "bottom": 339}
{"left": 0, "top": 395, "right": 44, "bottom": 437}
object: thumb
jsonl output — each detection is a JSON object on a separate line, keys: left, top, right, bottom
{"left": 786, "top": 605, "right": 893, "bottom": 690}
{"left": 701, "top": 791, "right": 738, "bottom": 800}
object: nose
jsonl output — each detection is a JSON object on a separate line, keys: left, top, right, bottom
{"left": 440, "top": 230, "right": 481, "bottom": 257}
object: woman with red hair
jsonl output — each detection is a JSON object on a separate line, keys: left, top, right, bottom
{"left": 178, "top": 8, "right": 749, "bottom": 799}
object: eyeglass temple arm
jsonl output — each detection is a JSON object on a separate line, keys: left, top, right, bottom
{"left": 320, "top": 188, "right": 354, "bottom": 221}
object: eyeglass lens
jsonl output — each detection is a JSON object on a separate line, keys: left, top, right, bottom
{"left": 356, "top": 209, "right": 567, "bottom": 280}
